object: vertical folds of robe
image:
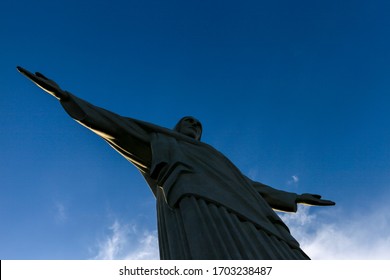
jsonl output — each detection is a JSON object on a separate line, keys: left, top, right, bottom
{"left": 157, "top": 193, "right": 309, "bottom": 259}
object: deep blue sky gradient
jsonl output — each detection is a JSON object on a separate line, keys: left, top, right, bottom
{"left": 2, "top": 0, "right": 390, "bottom": 259}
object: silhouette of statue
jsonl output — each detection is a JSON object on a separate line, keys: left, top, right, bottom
{"left": 17, "top": 66, "right": 335, "bottom": 260}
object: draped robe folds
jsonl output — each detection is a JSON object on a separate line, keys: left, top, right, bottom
{"left": 60, "top": 93, "right": 310, "bottom": 260}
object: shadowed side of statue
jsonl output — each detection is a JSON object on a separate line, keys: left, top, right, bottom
{"left": 17, "top": 66, "right": 335, "bottom": 260}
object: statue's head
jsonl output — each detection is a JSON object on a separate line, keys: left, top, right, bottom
{"left": 174, "top": 116, "right": 202, "bottom": 141}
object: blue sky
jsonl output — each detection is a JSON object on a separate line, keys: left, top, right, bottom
{"left": 1, "top": 0, "right": 390, "bottom": 259}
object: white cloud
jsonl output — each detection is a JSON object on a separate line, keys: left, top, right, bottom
{"left": 54, "top": 201, "right": 67, "bottom": 224}
{"left": 94, "top": 204, "right": 390, "bottom": 260}
{"left": 287, "top": 175, "right": 299, "bottom": 185}
{"left": 279, "top": 205, "right": 390, "bottom": 259}
{"left": 94, "top": 220, "right": 159, "bottom": 260}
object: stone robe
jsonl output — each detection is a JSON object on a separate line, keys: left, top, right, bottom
{"left": 60, "top": 93, "right": 309, "bottom": 260}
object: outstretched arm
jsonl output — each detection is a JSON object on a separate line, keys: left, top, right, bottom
{"left": 250, "top": 179, "right": 335, "bottom": 212}
{"left": 17, "top": 66, "right": 152, "bottom": 173}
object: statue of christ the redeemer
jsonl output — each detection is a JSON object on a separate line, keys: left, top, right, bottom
{"left": 17, "top": 66, "right": 335, "bottom": 260}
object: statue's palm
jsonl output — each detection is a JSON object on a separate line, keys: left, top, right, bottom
{"left": 297, "top": 193, "right": 335, "bottom": 206}
{"left": 17, "top": 66, "right": 69, "bottom": 100}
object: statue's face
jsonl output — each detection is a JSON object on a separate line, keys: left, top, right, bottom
{"left": 176, "top": 116, "right": 202, "bottom": 140}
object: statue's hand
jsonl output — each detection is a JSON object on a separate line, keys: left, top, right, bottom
{"left": 296, "top": 193, "right": 335, "bottom": 206}
{"left": 17, "top": 66, "right": 69, "bottom": 100}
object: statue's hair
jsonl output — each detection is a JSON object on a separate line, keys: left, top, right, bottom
{"left": 174, "top": 116, "right": 202, "bottom": 140}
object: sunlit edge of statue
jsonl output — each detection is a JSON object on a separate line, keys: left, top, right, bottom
{"left": 17, "top": 66, "right": 335, "bottom": 260}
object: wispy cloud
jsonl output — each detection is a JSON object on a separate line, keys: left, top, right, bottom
{"left": 287, "top": 175, "right": 299, "bottom": 186}
{"left": 54, "top": 201, "right": 67, "bottom": 224}
{"left": 279, "top": 205, "right": 390, "bottom": 259}
{"left": 94, "top": 220, "right": 159, "bottom": 260}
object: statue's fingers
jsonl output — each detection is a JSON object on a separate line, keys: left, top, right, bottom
{"left": 318, "top": 199, "right": 335, "bottom": 206}
{"left": 16, "top": 66, "right": 27, "bottom": 73}
{"left": 17, "top": 66, "right": 38, "bottom": 81}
